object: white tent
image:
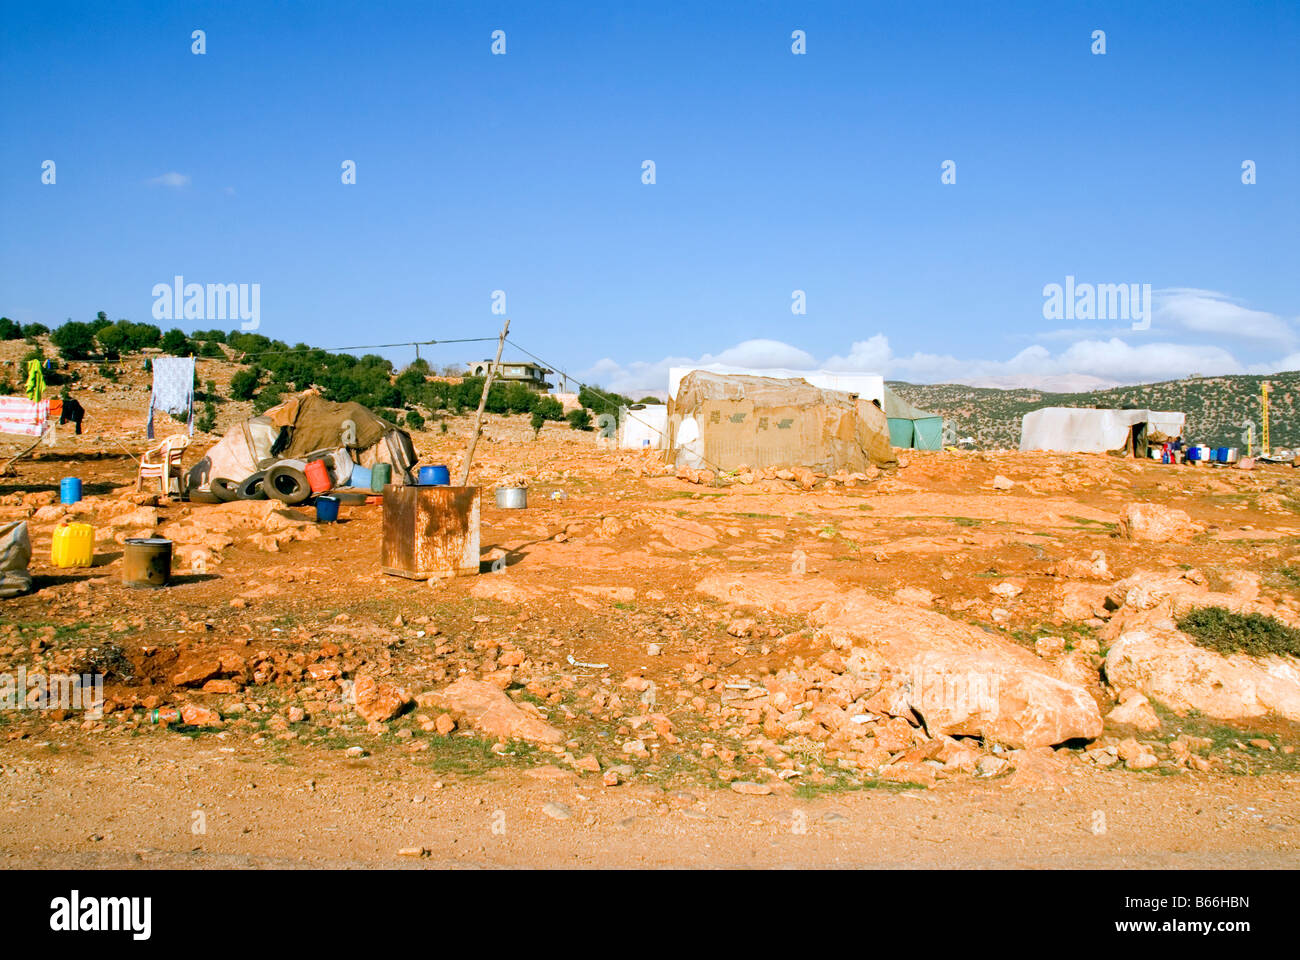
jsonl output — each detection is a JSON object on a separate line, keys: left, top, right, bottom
{"left": 1020, "top": 407, "right": 1185, "bottom": 454}
{"left": 618, "top": 403, "right": 668, "bottom": 449}
{"left": 668, "top": 366, "right": 884, "bottom": 406}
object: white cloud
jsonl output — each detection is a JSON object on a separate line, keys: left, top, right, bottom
{"left": 824, "top": 335, "right": 893, "bottom": 372}
{"left": 700, "top": 338, "right": 816, "bottom": 368}
{"left": 148, "top": 171, "right": 191, "bottom": 188}
{"left": 1152, "top": 288, "right": 1295, "bottom": 348}
{"left": 584, "top": 333, "right": 1300, "bottom": 395}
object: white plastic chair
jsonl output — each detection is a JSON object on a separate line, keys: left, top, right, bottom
{"left": 137, "top": 434, "right": 190, "bottom": 495}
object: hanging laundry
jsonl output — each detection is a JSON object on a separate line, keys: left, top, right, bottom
{"left": 25, "top": 360, "right": 45, "bottom": 403}
{"left": 147, "top": 356, "right": 195, "bottom": 439}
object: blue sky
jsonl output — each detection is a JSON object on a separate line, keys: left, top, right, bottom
{"left": 2, "top": 0, "right": 1297, "bottom": 392}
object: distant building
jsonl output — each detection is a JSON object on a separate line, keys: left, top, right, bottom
{"left": 467, "top": 359, "right": 553, "bottom": 392}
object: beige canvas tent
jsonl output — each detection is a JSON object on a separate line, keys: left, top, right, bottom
{"left": 668, "top": 371, "right": 895, "bottom": 472}
{"left": 1020, "top": 407, "right": 1185, "bottom": 456}
{"left": 187, "top": 390, "right": 417, "bottom": 494}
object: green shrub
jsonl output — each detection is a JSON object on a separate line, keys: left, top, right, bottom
{"left": 534, "top": 395, "right": 564, "bottom": 421}
{"left": 97, "top": 320, "right": 160, "bottom": 355}
{"left": 23, "top": 322, "right": 48, "bottom": 336}
{"left": 567, "top": 408, "right": 593, "bottom": 431}
{"left": 252, "top": 384, "right": 285, "bottom": 414}
{"left": 0, "top": 317, "right": 23, "bottom": 340}
{"left": 578, "top": 384, "right": 631, "bottom": 417}
{"left": 504, "top": 382, "right": 538, "bottom": 414}
{"left": 530, "top": 409, "right": 545, "bottom": 437}
{"left": 1177, "top": 606, "right": 1300, "bottom": 658}
{"left": 196, "top": 401, "right": 217, "bottom": 433}
{"left": 230, "top": 367, "right": 261, "bottom": 401}
{"left": 160, "top": 328, "right": 192, "bottom": 354}
{"left": 51, "top": 320, "right": 97, "bottom": 360}
{"left": 405, "top": 409, "right": 426, "bottom": 430}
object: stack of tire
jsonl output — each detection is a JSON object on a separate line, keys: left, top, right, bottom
{"left": 200, "top": 450, "right": 337, "bottom": 506}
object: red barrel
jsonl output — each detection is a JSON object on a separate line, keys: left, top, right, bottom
{"left": 304, "top": 458, "right": 332, "bottom": 494}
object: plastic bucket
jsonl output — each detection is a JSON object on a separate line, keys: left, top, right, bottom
{"left": 123, "top": 538, "right": 173, "bottom": 587}
{"left": 60, "top": 477, "right": 82, "bottom": 505}
{"left": 305, "top": 458, "right": 333, "bottom": 494}
{"left": 370, "top": 463, "right": 391, "bottom": 492}
{"left": 315, "top": 495, "right": 340, "bottom": 523}
{"left": 349, "top": 464, "right": 372, "bottom": 490}
{"left": 418, "top": 464, "right": 452, "bottom": 486}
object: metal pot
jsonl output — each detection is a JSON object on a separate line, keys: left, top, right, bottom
{"left": 494, "top": 486, "right": 527, "bottom": 509}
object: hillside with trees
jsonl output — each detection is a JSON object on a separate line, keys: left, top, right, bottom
{"left": 891, "top": 372, "right": 1300, "bottom": 450}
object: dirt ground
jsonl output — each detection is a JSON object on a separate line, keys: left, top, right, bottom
{"left": 2, "top": 383, "right": 1299, "bottom": 868}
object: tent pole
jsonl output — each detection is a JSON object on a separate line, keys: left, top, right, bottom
{"left": 458, "top": 317, "right": 510, "bottom": 486}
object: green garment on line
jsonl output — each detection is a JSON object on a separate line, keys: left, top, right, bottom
{"left": 25, "top": 360, "right": 45, "bottom": 403}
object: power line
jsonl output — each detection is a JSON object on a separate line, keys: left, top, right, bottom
{"left": 506, "top": 338, "right": 725, "bottom": 477}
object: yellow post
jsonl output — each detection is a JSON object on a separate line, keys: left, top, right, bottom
{"left": 1261, "top": 381, "right": 1271, "bottom": 459}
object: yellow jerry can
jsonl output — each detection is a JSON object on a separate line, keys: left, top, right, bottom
{"left": 51, "top": 522, "right": 95, "bottom": 568}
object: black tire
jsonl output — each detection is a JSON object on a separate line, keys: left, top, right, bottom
{"left": 210, "top": 478, "right": 240, "bottom": 502}
{"left": 265, "top": 463, "right": 310, "bottom": 505}
{"left": 236, "top": 470, "right": 269, "bottom": 500}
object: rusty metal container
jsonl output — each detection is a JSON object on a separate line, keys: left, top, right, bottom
{"left": 381, "top": 484, "right": 480, "bottom": 579}
{"left": 123, "top": 537, "right": 173, "bottom": 587}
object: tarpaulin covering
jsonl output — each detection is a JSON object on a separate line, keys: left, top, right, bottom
{"left": 668, "top": 372, "right": 895, "bottom": 472}
{"left": 882, "top": 386, "right": 944, "bottom": 451}
{"left": 188, "top": 390, "right": 416, "bottom": 491}
{"left": 1019, "top": 407, "right": 1185, "bottom": 454}
{"left": 618, "top": 404, "right": 669, "bottom": 449}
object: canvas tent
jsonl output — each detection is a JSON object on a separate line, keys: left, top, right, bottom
{"left": 668, "top": 371, "right": 895, "bottom": 472}
{"left": 883, "top": 387, "right": 944, "bottom": 450}
{"left": 618, "top": 403, "right": 669, "bottom": 450}
{"left": 668, "top": 366, "right": 884, "bottom": 407}
{"left": 187, "top": 390, "right": 417, "bottom": 493}
{"left": 1019, "top": 407, "right": 1185, "bottom": 456}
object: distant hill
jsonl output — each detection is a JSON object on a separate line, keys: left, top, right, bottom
{"left": 889, "top": 372, "right": 1299, "bottom": 451}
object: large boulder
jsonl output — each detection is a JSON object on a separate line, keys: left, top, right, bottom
{"left": 1104, "top": 629, "right": 1300, "bottom": 722}
{"left": 419, "top": 678, "right": 564, "bottom": 744}
{"left": 697, "top": 574, "right": 1102, "bottom": 748}
{"left": 1119, "top": 503, "right": 1201, "bottom": 542}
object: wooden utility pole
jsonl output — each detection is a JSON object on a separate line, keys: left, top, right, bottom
{"left": 458, "top": 317, "right": 509, "bottom": 486}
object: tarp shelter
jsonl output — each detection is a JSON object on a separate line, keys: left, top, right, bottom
{"left": 668, "top": 371, "right": 895, "bottom": 472}
{"left": 883, "top": 386, "right": 944, "bottom": 450}
{"left": 188, "top": 390, "right": 417, "bottom": 492}
{"left": 618, "top": 403, "right": 668, "bottom": 450}
{"left": 1019, "top": 407, "right": 1185, "bottom": 456}
{"left": 668, "top": 366, "right": 884, "bottom": 407}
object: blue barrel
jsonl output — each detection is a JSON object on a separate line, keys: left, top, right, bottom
{"left": 315, "top": 495, "right": 340, "bottom": 523}
{"left": 60, "top": 477, "right": 82, "bottom": 505}
{"left": 419, "top": 464, "right": 451, "bottom": 485}
{"left": 349, "top": 464, "right": 372, "bottom": 490}
{"left": 1215, "top": 447, "right": 1229, "bottom": 463}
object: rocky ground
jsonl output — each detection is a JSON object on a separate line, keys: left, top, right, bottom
{"left": 1, "top": 387, "right": 1299, "bottom": 868}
